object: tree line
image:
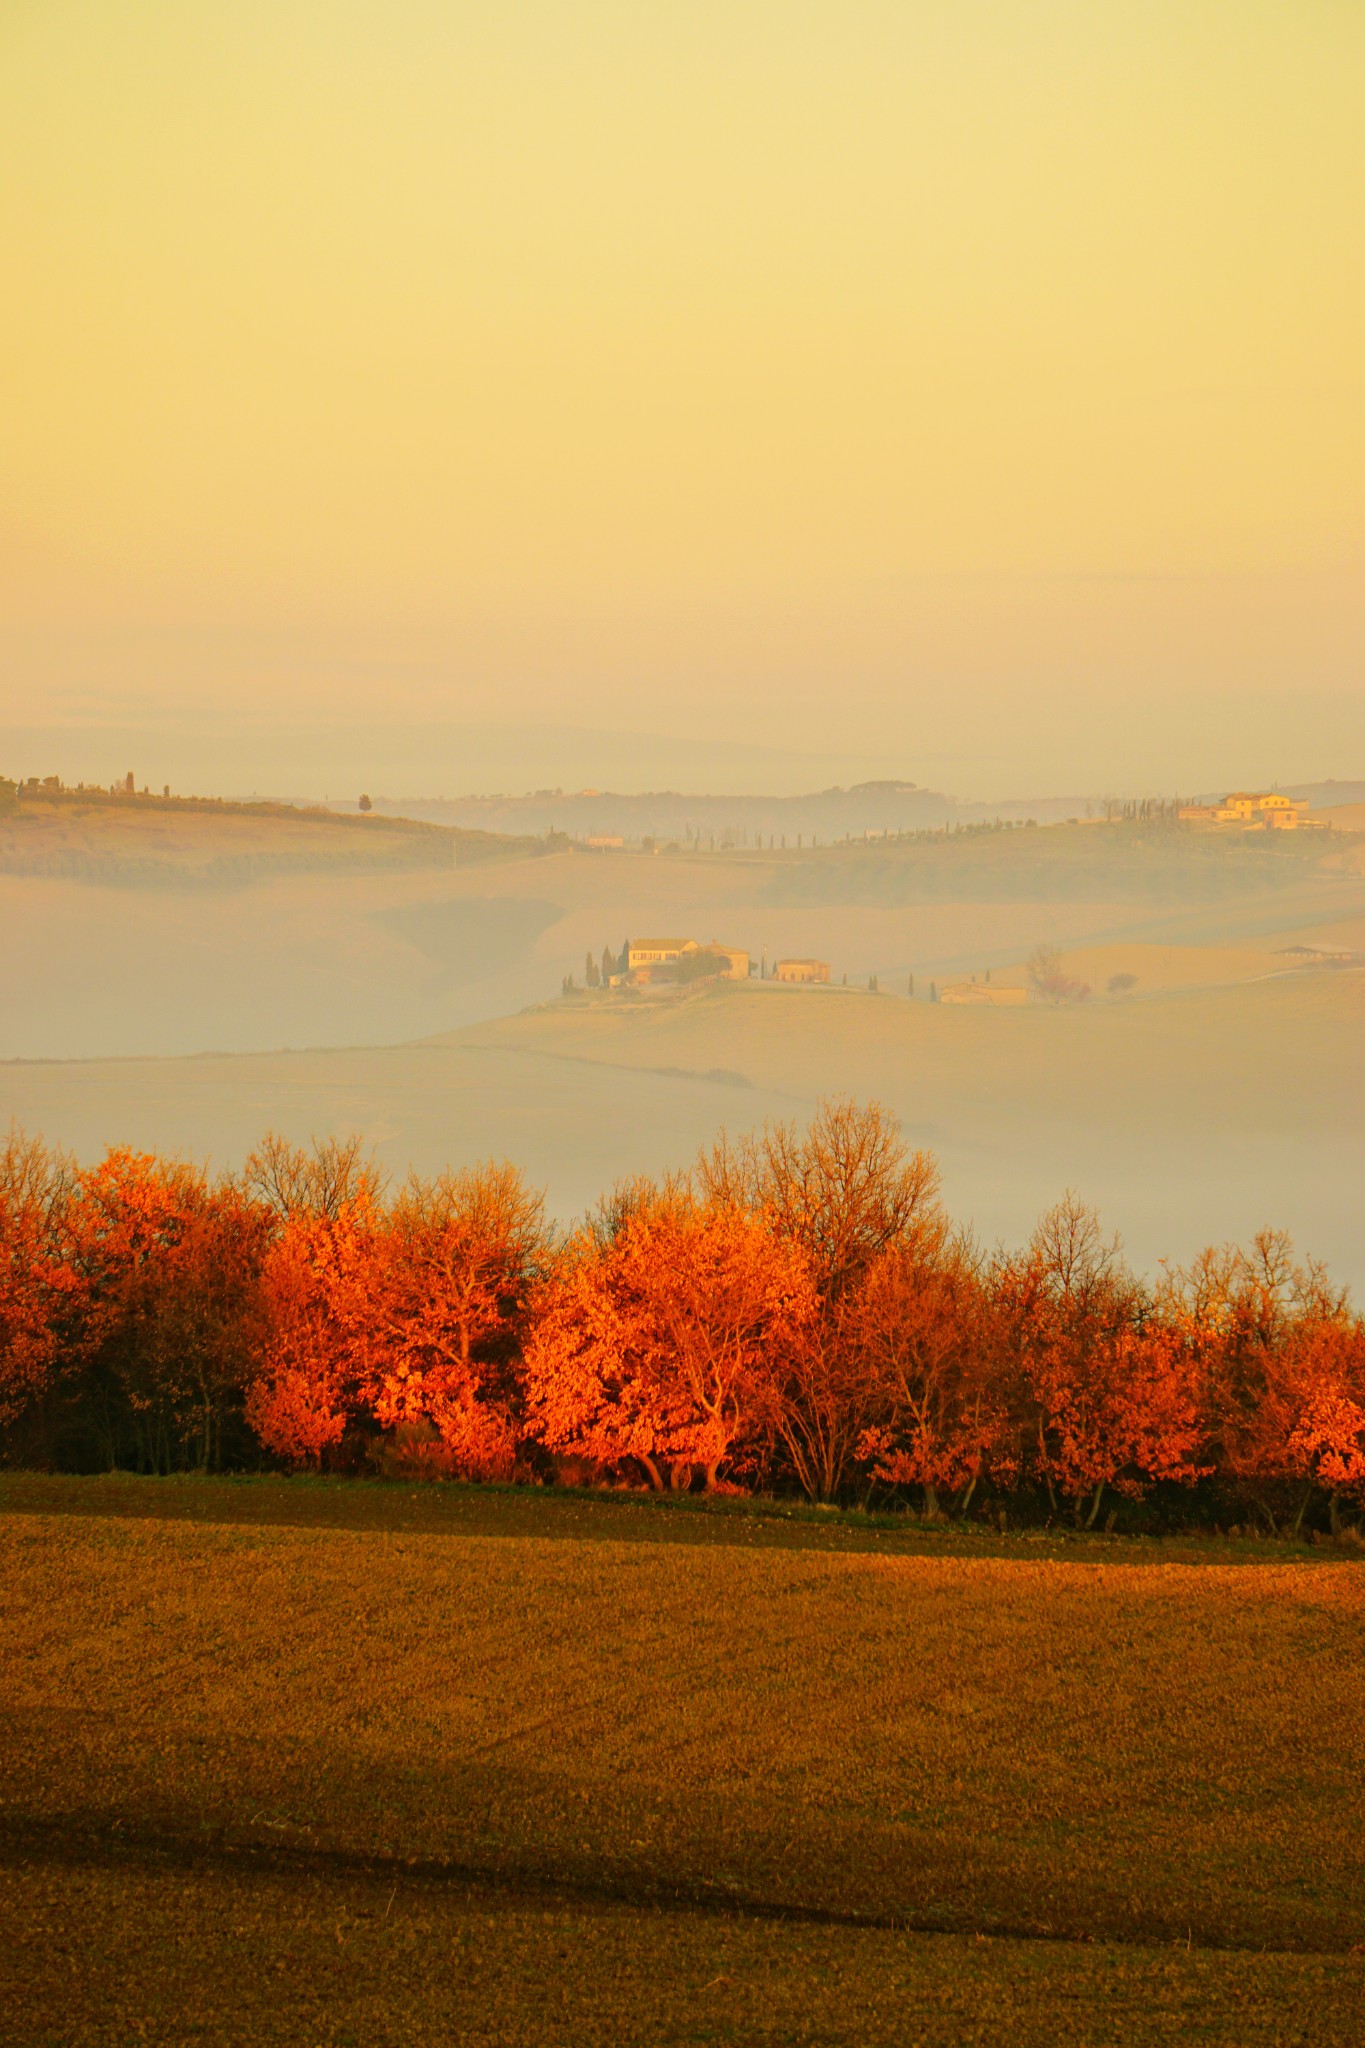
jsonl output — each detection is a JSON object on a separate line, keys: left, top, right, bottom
{"left": 2, "top": 1103, "right": 1361, "bottom": 1536}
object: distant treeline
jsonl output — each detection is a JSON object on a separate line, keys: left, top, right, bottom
{"left": 3, "top": 783, "right": 447, "bottom": 827}
{"left": 767, "top": 816, "right": 1336, "bottom": 908}
{"left": 3, "top": 1103, "right": 1361, "bottom": 1536}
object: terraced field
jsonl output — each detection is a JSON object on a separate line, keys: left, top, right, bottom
{"left": 2, "top": 1475, "right": 1361, "bottom": 2044}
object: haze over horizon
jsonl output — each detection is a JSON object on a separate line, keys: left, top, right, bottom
{"left": 2, "top": 709, "right": 1362, "bottom": 811}
{"left": 4, "top": 1, "right": 1363, "bottom": 795}
{"left": 3, "top": 0, "right": 1363, "bottom": 1274}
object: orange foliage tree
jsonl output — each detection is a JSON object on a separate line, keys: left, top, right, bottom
{"left": 361, "top": 1164, "right": 548, "bottom": 1481}
{"left": 1162, "top": 1231, "right": 1362, "bottom": 1535}
{"left": 245, "top": 1140, "right": 546, "bottom": 1477}
{"left": 4, "top": 1108, "right": 1362, "bottom": 1541}
{"left": 852, "top": 1238, "right": 1005, "bottom": 1516}
{"left": 523, "top": 1190, "right": 816, "bottom": 1491}
{"left": 698, "top": 1098, "right": 945, "bottom": 1499}
{"left": 242, "top": 1136, "right": 384, "bottom": 1466}
{"left": 1281, "top": 1323, "right": 1365, "bottom": 1535}
{"left": 66, "top": 1148, "right": 271, "bottom": 1471}
{"left": 243, "top": 1137, "right": 387, "bottom": 1468}
{"left": 998, "top": 1197, "right": 1207, "bottom": 1526}
{"left": 1162, "top": 1220, "right": 1365, "bottom": 1531}
{"left": 0, "top": 1131, "right": 80, "bottom": 1443}
{"left": 245, "top": 1204, "right": 367, "bottom": 1468}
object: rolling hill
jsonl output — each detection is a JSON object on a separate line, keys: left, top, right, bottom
{"left": 3, "top": 792, "right": 1360, "bottom": 1283}
{"left": 2, "top": 796, "right": 1360, "bottom": 1061}
{"left": 3, "top": 967, "right": 1361, "bottom": 1288}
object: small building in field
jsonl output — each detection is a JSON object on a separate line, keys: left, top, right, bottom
{"left": 773, "top": 958, "right": 830, "bottom": 984}
{"left": 1275, "top": 944, "right": 1359, "bottom": 965}
{"left": 938, "top": 982, "right": 1028, "bottom": 1007}
{"left": 628, "top": 937, "right": 698, "bottom": 970}
{"left": 1209, "top": 791, "right": 1307, "bottom": 830}
{"left": 584, "top": 834, "right": 624, "bottom": 849}
{"left": 625, "top": 937, "right": 749, "bottom": 983}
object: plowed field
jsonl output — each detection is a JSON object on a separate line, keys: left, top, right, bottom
{"left": 2, "top": 1475, "right": 1361, "bottom": 2045}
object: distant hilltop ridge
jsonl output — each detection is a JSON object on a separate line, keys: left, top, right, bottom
{"left": 359, "top": 781, "right": 1115, "bottom": 843}
{"left": 7, "top": 772, "right": 1356, "bottom": 854}
{"left": 356, "top": 780, "right": 1361, "bottom": 844}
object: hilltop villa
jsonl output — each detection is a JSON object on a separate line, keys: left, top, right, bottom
{"left": 1178, "top": 791, "right": 1319, "bottom": 830}
{"left": 624, "top": 938, "right": 750, "bottom": 982}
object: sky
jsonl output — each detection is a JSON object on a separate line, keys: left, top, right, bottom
{"left": 2, "top": 0, "right": 1363, "bottom": 799}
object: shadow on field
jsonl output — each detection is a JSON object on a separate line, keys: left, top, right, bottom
{"left": 0, "top": 1796, "right": 1357, "bottom": 1960}
{"left": 5, "top": 1474, "right": 1363, "bottom": 1989}
{"left": 0, "top": 1809, "right": 1071, "bottom": 1940}
{"left": 6, "top": 1846, "right": 1363, "bottom": 2048}
{"left": 0, "top": 1469, "right": 1331, "bottom": 1568}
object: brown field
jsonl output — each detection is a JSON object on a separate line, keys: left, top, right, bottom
{"left": 1, "top": 1475, "right": 1362, "bottom": 2044}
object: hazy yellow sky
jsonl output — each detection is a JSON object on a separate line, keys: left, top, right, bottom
{"left": 2, "top": 0, "right": 1362, "bottom": 794}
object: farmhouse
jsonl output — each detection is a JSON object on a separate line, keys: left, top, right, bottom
{"left": 628, "top": 937, "right": 697, "bottom": 969}
{"left": 1217, "top": 791, "right": 1303, "bottom": 828}
{"left": 1181, "top": 791, "right": 1318, "bottom": 831}
{"left": 705, "top": 944, "right": 751, "bottom": 980}
{"left": 1275, "top": 944, "right": 1360, "bottom": 966}
{"left": 773, "top": 959, "right": 830, "bottom": 984}
{"left": 625, "top": 938, "right": 750, "bottom": 982}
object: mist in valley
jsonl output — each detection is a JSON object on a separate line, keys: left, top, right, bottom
{"left": 4, "top": 784, "right": 1362, "bottom": 1290}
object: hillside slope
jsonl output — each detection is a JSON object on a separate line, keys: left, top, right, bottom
{"left": 3, "top": 809, "right": 1361, "bottom": 1060}
{"left": 0, "top": 789, "right": 521, "bottom": 884}
{"left": 3, "top": 969, "right": 1360, "bottom": 1285}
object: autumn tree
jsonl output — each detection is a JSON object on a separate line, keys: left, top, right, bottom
{"left": 851, "top": 1236, "right": 1003, "bottom": 1516}
{"left": 697, "top": 1099, "right": 943, "bottom": 1500}
{"left": 246, "top": 1152, "right": 547, "bottom": 1479}
{"left": 245, "top": 1131, "right": 377, "bottom": 1222}
{"left": 996, "top": 1196, "right": 1206, "bottom": 1525}
{"left": 1269, "top": 1320, "right": 1365, "bottom": 1536}
{"left": 696, "top": 1097, "right": 941, "bottom": 1301}
{"left": 362, "top": 1163, "right": 548, "bottom": 1480}
{"left": 523, "top": 1191, "right": 815, "bottom": 1491}
{"left": 245, "top": 1202, "right": 368, "bottom": 1468}
{"left": 1026, "top": 945, "right": 1090, "bottom": 1005}
{"left": 0, "top": 1131, "right": 79, "bottom": 1448}
{"left": 66, "top": 1149, "right": 271, "bottom": 1472}
{"left": 1163, "top": 1233, "right": 1362, "bottom": 1535}
{"left": 242, "top": 1137, "right": 388, "bottom": 1467}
